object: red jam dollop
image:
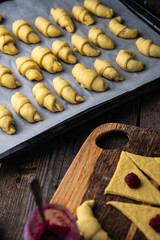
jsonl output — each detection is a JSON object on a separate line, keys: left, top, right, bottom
{"left": 124, "top": 173, "right": 141, "bottom": 188}
{"left": 149, "top": 215, "right": 160, "bottom": 233}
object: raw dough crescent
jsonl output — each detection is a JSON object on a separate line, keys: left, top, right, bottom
{"left": 105, "top": 151, "right": 160, "bottom": 205}
{"left": 16, "top": 57, "right": 43, "bottom": 81}
{"left": 32, "top": 83, "right": 64, "bottom": 112}
{"left": 71, "top": 34, "right": 100, "bottom": 57}
{"left": 35, "top": 17, "right": 62, "bottom": 37}
{"left": 52, "top": 40, "right": 77, "bottom": 64}
{"left": 53, "top": 76, "right": 84, "bottom": 104}
{"left": 94, "top": 59, "right": 124, "bottom": 81}
{"left": 136, "top": 38, "right": 160, "bottom": 58}
{"left": 72, "top": 63, "right": 108, "bottom": 92}
{"left": 88, "top": 27, "right": 114, "bottom": 49}
{"left": 0, "top": 25, "right": 19, "bottom": 55}
{"left": 84, "top": 0, "right": 114, "bottom": 18}
{"left": 72, "top": 6, "right": 94, "bottom": 26}
{"left": 0, "top": 105, "right": 16, "bottom": 135}
{"left": 109, "top": 17, "right": 138, "bottom": 39}
{"left": 12, "top": 19, "right": 40, "bottom": 44}
{"left": 0, "top": 64, "right": 21, "bottom": 88}
{"left": 77, "top": 200, "right": 111, "bottom": 240}
{"left": 11, "top": 92, "right": 42, "bottom": 123}
{"left": 116, "top": 50, "right": 144, "bottom": 72}
{"left": 50, "top": 8, "right": 74, "bottom": 33}
{"left": 31, "top": 46, "right": 62, "bottom": 73}
{"left": 108, "top": 201, "right": 160, "bottom": 240}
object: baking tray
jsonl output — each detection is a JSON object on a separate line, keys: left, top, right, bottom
{"left": 0, "top": 0, "right": 160, "bottom": 161}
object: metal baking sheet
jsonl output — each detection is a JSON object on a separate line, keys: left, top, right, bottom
{"left": 0, "top": 0, "right": 160, "bottom": 161}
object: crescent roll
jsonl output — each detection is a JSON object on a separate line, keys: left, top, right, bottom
{"left": 88, "top": 27, "right": 114, "bottom": 49}
{"left": 116, "top": 50, "right": 144, "bottom": 72}
{"left": 35, "top": 17, "right": 62, "bottom": 37}
{"left": 11, "top": 92, "right": 42, "bottom": 123}
{"left": 52, "top": 40, "right": 77, "bottom": 64}
{"left": 0, "top": 105, "right": 16, "bottom": 135}
{"left": 109, "top": 17, "right": 138, "bottom": 39}
{"left": 16, "top": 57, "right": 43, "bottom": 81}
{"left": 0, "top": 25, "right": 19, "bottom": 55}
{"left": 72, "top": 6, "right": 94, "bottom": 26}
{"left": 84, "top": 0, "right": 114, "bottom": 18}
{"left": 53, "top": 77, "right": 84, "bottom": 104}
{"left": 72, "top": 63, "right": 108, "bottom": 92}
{"left": 0, "top": 64, "right": 21, "bottom": 88}
{"left": 71, "top": 34, "right": 100, "bottom": 57}
{"left": 136, "top": 38, "right": 160, "bottom": 58}
{"left": 33, "top": 83, "right": 64, "bottom": 112}
{"left": 0, "top": 13, "right": 2, "bottom": 23}
{"left": 50, "top": 8, "right": 74, "bottom": 33}
{"left": 94, "top": 59, "right": 124, "bottom": 81}
{"left": 31, "top": 46, "right": 62, "bottom": 73}
{"left": 12, "top": 19, "right": 40, "bottom": 44}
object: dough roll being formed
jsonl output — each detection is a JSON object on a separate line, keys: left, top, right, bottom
{"left": 84, "top": 0, "right": 114, "bottom": 18}
{"left": 35, "top": 17, "right": 62, "bottom": 37}
{"left": 0, "top": 25, "right": 19, "bottom": 55}
{"left": 72, "top": 6, "right": 94, "bottom": 26}
{"left": 71, "top": 34, "right": 100, "bottom": 57}
{"left": 136, "top": 38, "right": 160, "bottom": 58}
{"left": 11, "top": 92, "right": 42, "bottom": 123}
{"left": 88, "top": 27, "right": 114, "bottom": 49}
{"left": 31, "top": 46, "right": 63, "bottom": 73}
{"left": 32, "top": 83, "right": 64, "bottom": 112}
{"left": 52, "top": 40, "right": 77, "bottom": 64}
{"left": 50, "top": 8, "right": 74, "bottom": 33}
{"left": 16, "top": 57, "right": 43, "bottom": 81}
{"left": 0, "top": 64, "right": 21, "bottom": 88}
{"left": 53, "top": 77, "right": 84, "bottom": 104}
{"left": 12, "top": 19, "right": 40, "bottom": 44}
{"left": 72, "top": 63, "right": 108, "bottom": 92}
{"left": 0, "top": 104, "right": 16, "bottom": 135}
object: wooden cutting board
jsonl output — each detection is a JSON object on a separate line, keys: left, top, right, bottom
{"left": 50, "top": 122, "right": 160, "bottom": 240}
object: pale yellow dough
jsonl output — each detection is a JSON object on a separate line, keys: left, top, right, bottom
{"left": 53, "top": 77, "right": 84, "bottom": 104}
{"left": 33, "top": 83, "right": 64, "bottom": 112}
{"left": 136, "top": 38, "right": 160, "bottom": 58}
{"left": 0, "top": 13, "right": 2, "bottom": 23}
{"left": 72, "top": 63, "right": 108, "bottom": 92}
{"left": 109, "top": 17, "right": 138, "bottom": 39}
{"left": 77, "top": 200, "right": 111, "bottom": 240}
{"left": 12, "top": 19, "right": 40, "bottom": 44}
{"left": 105, "top": 151, "right": 160, "bottom": 205}
{"left": 16, "top": 57, "right": 43, "bottom": 81}
{"left": 116, "top": 50, "right": 144, "bottom": 72}
{"left": 31, "top": 46, "right": 62, "bottom": 74}
{"left": 124, "top": 151, "right": 160, "bottom": 185}
{"left": 0, "top": 25, "right": 19, "bottom": 55}
{"left": 0, "top": 105, "right": 16, "bottom": 135}
{"left": 72, "top": 6, "right": 94, "bottom": 26}
{"left": 11, "top": 92, "right": 42, "bottom": 123}
{"left": 35, "top": 17, "right": 62, "bottom": 37}
{"left": 52, "top": 40, "right": 77, "bottom": 64}
{"left": 94, "top": 59, "right": 124, "bottom": 81}
{"left": 84, "top": 0, "right": 114, "bottom": 18}
{"left": 50, "top": 8, "right": 74, "bottom": 33}
{"left": 108, "top": 201, "right": 160, "bottom": 240}
{"left": 88, "top": 27, "right": 114, "bottom": 49}
{"left": 71, "top": 34, "right": 100, "bottom": 57}
{"left": 0, "top": 64, "right": 21, "bottom": 88}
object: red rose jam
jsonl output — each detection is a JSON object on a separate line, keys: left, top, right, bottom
{"left": 125, "top": 173, "right": 141, "bottom": 188}
{"left": 149, "top": 215, "right": 160, "bottom": 233}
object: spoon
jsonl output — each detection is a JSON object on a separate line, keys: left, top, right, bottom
{"left": 29, "top": 176, "right": 59, "bottom": 240}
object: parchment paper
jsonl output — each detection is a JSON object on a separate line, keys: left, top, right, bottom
{"left": 0, "top": 0, "right": 160, "bottom": 158}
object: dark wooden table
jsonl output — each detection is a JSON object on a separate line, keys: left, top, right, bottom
{"left": 0, "top": 83, "right": 160, "bottom": 240}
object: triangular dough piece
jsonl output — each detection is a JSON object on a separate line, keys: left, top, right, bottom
{"left": 107, "top": 201, "right": 160, "bottom": 240}
{"left": 104, "top": 151, "right": 160, "bottom": 205}
{"left": 124, "top": 151, "right": 160, "bottom": 185}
